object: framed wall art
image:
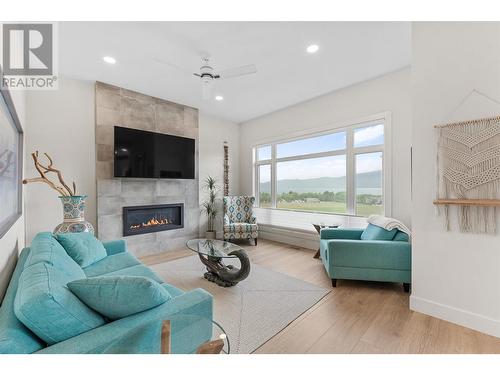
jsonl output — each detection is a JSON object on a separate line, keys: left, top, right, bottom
{"left": 0, "top": 66, "right": 23, "bottom": 238}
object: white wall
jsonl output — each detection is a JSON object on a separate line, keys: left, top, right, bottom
{"left": 25, "top": 78, "right": 96, "bottom": 244}
{"left": 198, "top": 113, "right": 240, "bottom": 237}
{"left": 23, "top": 77, "right": 241, "bottom": 245}
{"left": 411, "top": 22, "right": 500, "bottom": 338}
{"left": 0, "top": 89, "right": 26, "bottom": 300}
{"left": 239, "top": 69, "right": 412, "bottom": 246}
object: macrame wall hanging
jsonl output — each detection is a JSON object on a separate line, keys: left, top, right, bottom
{"left": 223, "top": 141, "right": 229, "bottom": 196}
{"left": 435, "top": 115, "right": 500, "bottom": 233}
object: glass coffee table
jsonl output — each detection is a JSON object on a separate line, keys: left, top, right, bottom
{"left": 186, "top": 239, "right": 251, "bottom": 287}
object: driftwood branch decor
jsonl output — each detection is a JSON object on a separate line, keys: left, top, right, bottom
{"left": 435, "top": 116, "right": 500, "bottom": 233}
{"left": 23, "top": 151, "right": 77, "bottom": 196}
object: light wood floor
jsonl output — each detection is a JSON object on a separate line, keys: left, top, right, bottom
{"left": 141, "top": 239, "right": 500, "bottom": 354}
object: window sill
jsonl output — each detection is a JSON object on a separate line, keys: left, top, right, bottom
{"left": 256, "top": 206, "right": 371, "bottom": 218}
{"left": 253, "top": 207, "right": 368, "bottom": 232}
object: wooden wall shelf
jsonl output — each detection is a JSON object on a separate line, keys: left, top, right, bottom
{"left": 433, "top": 199, "right": 500, "bottom": 207}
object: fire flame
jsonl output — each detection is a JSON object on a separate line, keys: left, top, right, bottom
{"left": 130, "top": 217, "right": 170, "bottom": 230}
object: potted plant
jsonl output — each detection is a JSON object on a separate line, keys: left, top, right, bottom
{"left": 201, "top": 176, "right": 219, "bottom": 239}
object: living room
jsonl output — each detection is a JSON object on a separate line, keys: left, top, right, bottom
{"left": 1, "top": 1, "right": 500, "bottom": 372}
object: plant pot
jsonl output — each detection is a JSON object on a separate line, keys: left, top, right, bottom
{"left": 205, "top": 230, "right": 216, "bottom": 239}
{"left": 53, "top": 195, "right": 95, "bottom": 235}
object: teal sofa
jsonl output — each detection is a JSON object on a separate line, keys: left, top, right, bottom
{"left": 0, "top": 232, "right": 213, "bottom": 354}
{"left": 319, "top": 226, "right": 411, "bottom": 292}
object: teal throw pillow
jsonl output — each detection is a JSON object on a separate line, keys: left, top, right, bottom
{"left": 360, "top": 223, "right": 398, "bottom": 241}
{"left": 67, "top": 276, "right": 171, "bottom": 320}
{"left": 56, "top": 232, "right": 107, "bottom": 268}
{"left": 393, "top": 231, "right": 409, "bottom": 242}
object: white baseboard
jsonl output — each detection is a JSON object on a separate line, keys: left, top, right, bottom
{"left": 410, "top": 295, "right": 500, "bottom": 338}
{"left": 259, "top": 224, "right": 318, "bottom": 250}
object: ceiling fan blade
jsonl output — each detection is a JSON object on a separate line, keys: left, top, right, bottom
{"left": 216, "top": 64, "right": 257, "bottom": 79}
{"left": 202, "top": 81, "right": 214, "bottom": 100}
{"left": 154, "top": 57, "right": 195, "bottom": 77}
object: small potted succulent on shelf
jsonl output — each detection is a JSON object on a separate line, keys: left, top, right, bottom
{"left": 23, "top": 151, "right": 94, "bottom": 235}
{"left": 201, "top": 176, "right": 219, "bottom": 239}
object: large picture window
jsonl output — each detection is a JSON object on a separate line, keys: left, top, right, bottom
{"left": 253, "top": 117, "right": 388, "bottom": 217}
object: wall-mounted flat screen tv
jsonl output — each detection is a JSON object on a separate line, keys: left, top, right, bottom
{"left": 114, "top": 126, "right": 195, "bottom": 179}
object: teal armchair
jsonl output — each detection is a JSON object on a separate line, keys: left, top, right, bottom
{"left": 319, "top": 226, "right": 411, "bottom": 292}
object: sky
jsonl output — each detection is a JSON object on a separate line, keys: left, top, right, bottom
{"left": 258, "top": 124, "right": 383, "bottom": 181}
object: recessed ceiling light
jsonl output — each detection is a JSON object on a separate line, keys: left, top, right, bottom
{"left": 306, "top": 44, "right": 319, "bottom": 54}
{"left": 215, "top": 95, "right": 224, "bottom": 101}
{"left": 103, "top": 56, "right": 116, "bottom": 64}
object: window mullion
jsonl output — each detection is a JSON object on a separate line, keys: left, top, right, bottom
{"left": 255, "top": 164, "right": 260, "bottom": 206}
{"left": 271, "top": 144, "right": 277, "bottom": 208}
{"left": 346, "top": 129, "right": 355, "bottom": 215}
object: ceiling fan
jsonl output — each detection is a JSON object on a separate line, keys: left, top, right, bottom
{"left": 155, "top": 55, "right": 257, "bottom": 100}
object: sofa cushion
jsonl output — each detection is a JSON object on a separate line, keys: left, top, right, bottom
{"left": 14, "top": 262, "right": 106, "bottom": 344}
{"left": 327, "top": 240, "right": 411, "bottom": 271}
{"left": 83, "top": 252, "right": 141, "bottom": 277}
{"left": 56, "top": 232, "right": 107, "bottom": 268}
{"left": 26, "top": 232, "right": 83, "bottom": 279}
{"left": 360, "top": 223, "right": 397, "bottom": 241}
{"left": 103, "top": 264, "right": 164, "bottom": 284}
{"left": 68, "top": 276, "right": 172, "bottom": 320}
{"left": 0, "top": 248, "right": 45, "bottom": 354}
{"left": 224, "top": 223, "right": 258, "bottom": 234}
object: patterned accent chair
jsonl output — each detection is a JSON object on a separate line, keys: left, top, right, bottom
{"left": 223, "top": 196, "right": 258, "bottom": 245}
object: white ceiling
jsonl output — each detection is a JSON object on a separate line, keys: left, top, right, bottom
{"left": 59, "top": 22, "right": 411, "bottom": 123}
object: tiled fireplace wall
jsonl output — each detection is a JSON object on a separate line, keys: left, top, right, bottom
{"left": 95, "top": 82, "right": 199, "bottom": 257}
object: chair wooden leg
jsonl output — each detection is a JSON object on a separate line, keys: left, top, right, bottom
{"left": 254, "top": 238, "right": 258, "bottom": 246}
{"left": 403, "top": 283, "right": 410, "bottom": 293}
{"left": 331, "top": 279, "right": 337, "bottom": 287}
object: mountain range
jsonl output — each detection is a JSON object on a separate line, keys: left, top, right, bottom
{"left": 261, "top": 170, "right": 381, "bottom": 194}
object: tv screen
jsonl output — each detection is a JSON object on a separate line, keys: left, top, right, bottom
{"left": 114, "top": 126, "right": 195, "bottom": 179}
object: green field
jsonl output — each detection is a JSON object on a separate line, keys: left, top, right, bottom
{"left": 259, "top": 201, "right": 382, "bottom": 216}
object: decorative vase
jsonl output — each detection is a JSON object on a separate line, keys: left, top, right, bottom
{"left": 53, "top": 195, "right": 94, "bottom": 235}
{"left": 205, "top": 230, "right": 216, "bottom": 239}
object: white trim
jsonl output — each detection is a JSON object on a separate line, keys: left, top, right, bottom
{"left": 410, "top": 295, "right": 500, "bottom": 339}
{"left": 383, "top": 113, "right": 393, "bottom": 216}
{"left": 271, "top": 144, "right": 277, "bottom": 208}
{"left": 255, "top": 148, "right": 347, "bottom": 165}
{"left": 346, "top": 128, "right": 355, "bottom": 214}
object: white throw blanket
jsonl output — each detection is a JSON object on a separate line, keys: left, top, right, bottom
{"left": 367, "top": 215, "right": 412, "bottom": 237}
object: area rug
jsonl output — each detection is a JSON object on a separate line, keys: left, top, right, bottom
{"left": 150, "top": 255, "right": 329, "bottom": 353}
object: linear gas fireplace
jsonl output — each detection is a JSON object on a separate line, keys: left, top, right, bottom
{"left": 122, "top": 203, "right": 184, "bottom": 237}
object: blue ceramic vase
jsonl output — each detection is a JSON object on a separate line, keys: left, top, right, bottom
{"left": 53, "top": 195, "right": 94, "bottom": 235}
